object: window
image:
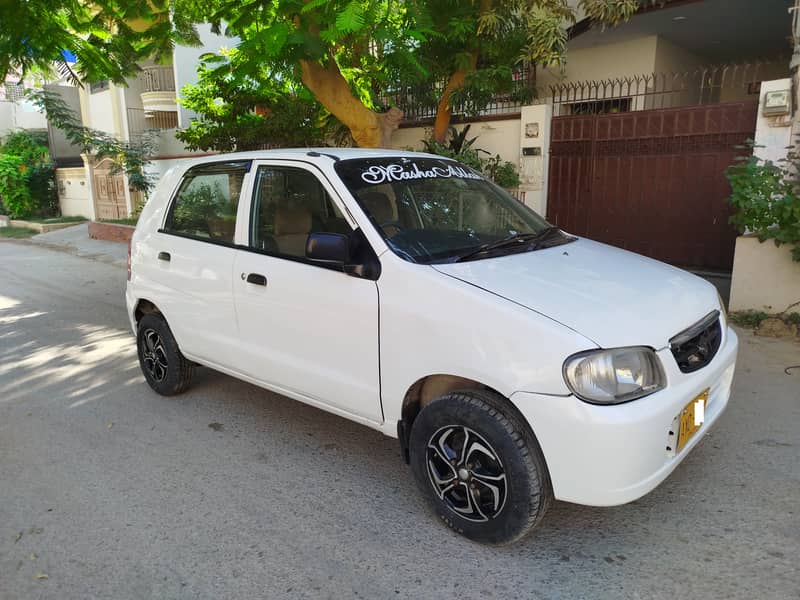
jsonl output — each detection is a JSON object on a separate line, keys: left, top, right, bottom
{"left": 250, "top": 166, "right": 350, "bottom": 258}
{"left": 334, "top": 157, "right": 551, "bottom": 264}
{"left": 164, "top": 162, "right": 249, "bottom": 244}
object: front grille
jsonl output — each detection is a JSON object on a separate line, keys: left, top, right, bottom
{"left": 670, "top": 310, "right": 722, "bottom": 374}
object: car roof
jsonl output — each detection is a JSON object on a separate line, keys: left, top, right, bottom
{"left": 180, "top": 148, "right": 445, "bottom": 169}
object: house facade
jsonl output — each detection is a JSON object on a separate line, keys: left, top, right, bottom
{"left": 47, "top": 24, "right": 236, "bottom": 221}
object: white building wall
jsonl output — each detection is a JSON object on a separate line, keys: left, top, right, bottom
{"left": 0, "top": 99, "right": 48, "bottom": 137}
{"left": 85, "top": 89, "right": 117, "bottom": 135}
{"left": 56, "top": 167, "right": 92, "bottom": 218}
{"left": 392, "top": 119, "right": 521, "bottom": 166}
{"left": 537, "top": 35, "right": 659, "bottom": 93}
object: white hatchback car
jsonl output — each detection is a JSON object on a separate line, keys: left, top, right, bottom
{"left": 127, "top": 149, "right": 737, "bottom": 544}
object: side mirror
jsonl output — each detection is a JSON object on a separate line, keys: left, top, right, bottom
{"left": 306, "top": 232, "right": 350, "bottom": 264}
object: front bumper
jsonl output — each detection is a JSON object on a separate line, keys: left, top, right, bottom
{"left": 510, "top": 327, "right": 738, "bottom": 506}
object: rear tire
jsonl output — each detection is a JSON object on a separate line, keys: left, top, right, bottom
{"left": 409, "top": 389, "right": 552, "bottom": 545}
{"left": 136, "top": 313, "right": 194, "bottom": 396}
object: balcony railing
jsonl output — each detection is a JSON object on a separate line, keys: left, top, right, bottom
{"left": 140, "top": 66, "right": 176, "bottom": 93}
{"left": 127, "top": 107, "right": 177, "bottom": 136}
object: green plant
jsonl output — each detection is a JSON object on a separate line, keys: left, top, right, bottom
{"left": 0, "top": 154, "right": 32, "bottom": 218}
{"left": 0, "top": 130, "right": 58, "bottom": 219}
{"left": 728, "top": 310, "right": 769, "bottom": 328}
{"left": 422, "top": 126, "right": 520, "bottom": 188}
{"left": 785, "top": 312, "right": 800, "bottom": 326}
{"left": 726, "top": 142, "right": 800, "bottom": 261}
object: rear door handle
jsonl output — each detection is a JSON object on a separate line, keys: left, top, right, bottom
{"left": 158, "top": 251, "right": 171, "bottom": 262}
{"left": 245, "top": 273, "right": 267, "bottom": 286}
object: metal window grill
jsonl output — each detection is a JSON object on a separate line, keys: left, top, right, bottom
{"left": 548, "top": 61, "right": 774, "bottom": 117}
{"left": 2, "top": 83, "right": 25, "bottom": 102}
{"left": 386, "top": 65, "right": 537, "bottom": 125}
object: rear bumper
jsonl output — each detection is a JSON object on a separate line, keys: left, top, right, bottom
{"left": 510, "top": 327, "right": 738, "bottom": 506}
{"left": 125, "top": 286, "right": 137, "bottom": 335}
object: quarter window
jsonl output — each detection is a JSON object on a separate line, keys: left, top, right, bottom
{"left": 165, "top": 162, "right": 248, "bottom": 244}
{"left": 250, "top": 166, "right": 350, "bottom": 258}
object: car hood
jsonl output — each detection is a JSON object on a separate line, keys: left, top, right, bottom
{"left": 432, "top": 238, "right": 720, "bottom": 349}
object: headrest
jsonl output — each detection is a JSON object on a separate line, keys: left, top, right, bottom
{"left": 274, "top": 206, "right": 312, "bottom": 236}
{"left": 360, "top": 191, "right": 393, "bottom": 224}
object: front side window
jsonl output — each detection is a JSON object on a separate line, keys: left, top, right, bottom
{"left": 165, "top": 162, "right": 248, "bottom": 244}
{"left": 250, "top": 166, "right": 350, "bottom": 258}
{"left": 334, "top": 157, "right": 564, "bottom": 263}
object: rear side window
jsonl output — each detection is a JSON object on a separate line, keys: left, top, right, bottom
{"left": 164, "top": 162, "right": 249, "bottom": 244}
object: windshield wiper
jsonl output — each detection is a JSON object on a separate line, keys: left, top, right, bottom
{"left": 452, "top": 227, "right": 570, "bottom": 263}
{"left": 453, "top": 232, "right": 544, "bottom": 262}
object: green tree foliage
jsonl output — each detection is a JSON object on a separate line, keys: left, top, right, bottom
{"left": 0, "top": 130, "right": 58, "bottom": 218}
{"left": 191, "top": 0, "right": 429, "bottom": 147}
{"left": 186, "top": 0, "right": 641, "bottom": 147}
{"left": 0, "top": 0, "right": 200, "bottom": 84}
{"left": 726, "top": 142, "right": 800, "bottom": 262}
{"left": 176, "top": 51, "right": 334, "bottom": 152}
{"left": 26, "top": 89, "right": 155, "bottom": 195}
{"left": 417, "top": 0, "right": 641, "bottom": 141}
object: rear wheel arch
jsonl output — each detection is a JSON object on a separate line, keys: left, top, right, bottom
{"left": 134, "top": 299, "right": 162, "bottom": 327}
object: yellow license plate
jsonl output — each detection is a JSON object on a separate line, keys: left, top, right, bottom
{"left": 677, "top": 388, "right": 709, "bottom": 453}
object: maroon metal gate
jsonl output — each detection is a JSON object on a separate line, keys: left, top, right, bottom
{"left": 547, "top": 101, "right": 758, "bottom": 271}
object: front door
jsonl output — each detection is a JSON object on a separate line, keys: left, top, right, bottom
{"left": 232, "top": 162, "right": 382, "bottom": 423}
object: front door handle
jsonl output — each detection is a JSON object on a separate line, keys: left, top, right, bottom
{"left": 245, "top": 273, "right": 267, "bottom": 286}
{"left": 158, "top": 251, "right": 171, "bottom": 262}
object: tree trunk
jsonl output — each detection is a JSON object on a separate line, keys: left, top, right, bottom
{"left": 300, "top": 58, "right": 402, "bottom": 148}
{"left": 432, "top": 51, "right": 479, "bottom": 144}
{"left": 433, "top": 68, "right": 469, "bottom": 144}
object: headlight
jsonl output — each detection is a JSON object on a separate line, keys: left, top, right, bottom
{"left": 563, "top": 346, "right": 666, "bottom": 405}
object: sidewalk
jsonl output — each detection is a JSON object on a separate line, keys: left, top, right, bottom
{"left": 27, "top": 223, "right": 127, "bottom": 269}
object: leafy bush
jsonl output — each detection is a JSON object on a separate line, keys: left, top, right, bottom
{"left": 0, "top": 154, "right": 32, "bottom": 217}
{"left": 726, "top": 142, "right": 800, "bottom": 261}
{"left": 421, "top": 125, "right": 520, "bottom": 189}
{"left": 0, "top": 130, "right": 58, "bottom": 219}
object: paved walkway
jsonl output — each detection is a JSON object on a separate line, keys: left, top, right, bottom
{"left": 27, "top": 223, "right": 127, "bottom": 269}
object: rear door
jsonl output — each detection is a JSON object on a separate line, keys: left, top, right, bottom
{"left": 147, "top": 160, "right": 250, "bottom": 366}
{"left": 232, "top": 161, "right": 382, "bottom": 423}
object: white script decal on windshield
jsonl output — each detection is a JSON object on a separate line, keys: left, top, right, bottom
{"left": 360, "top": 162, "right": 483, "bottom": 185}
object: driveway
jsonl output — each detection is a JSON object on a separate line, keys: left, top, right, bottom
{"left": 0, "top": 241, "right": 798, "bottom": 600}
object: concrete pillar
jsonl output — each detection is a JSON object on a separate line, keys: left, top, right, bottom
{"left": 517, "top": 104, "right": 552, "bottom": 217}
{"left": 80, "top": 152, "right": 98, "bottom": 221}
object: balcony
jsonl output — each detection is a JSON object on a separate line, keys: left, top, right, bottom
{"left": 138, "top": 65, "right": 177, "bottom": 112}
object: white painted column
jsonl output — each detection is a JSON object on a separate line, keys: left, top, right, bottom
{"left": 80, "top": 152, "right": 98, "bottom": 221}
{"left": 517, "top": 104, "right": 552, "bottom": 217}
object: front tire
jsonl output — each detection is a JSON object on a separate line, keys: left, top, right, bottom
{"left": 409, "top": 389, "right": 552, "bottom": 545}
{"left": 136, "top": 313, "right": 194, "bottom": 396}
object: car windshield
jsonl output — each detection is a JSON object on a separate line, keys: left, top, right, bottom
{"left": 334, "top": 157, "right": 562, "bottom": 263}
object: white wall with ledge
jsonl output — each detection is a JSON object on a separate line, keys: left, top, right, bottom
{"left": 729, "top": 236, "right": 800, "bottom": 313}
{"left": 729, "top": 78, "right": 799, "bottom": 312}
{"left": 56, "top": 167, "right": 92, "bottom": 218}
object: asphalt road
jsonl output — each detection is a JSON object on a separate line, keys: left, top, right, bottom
{"left": 0, "top": 241, "right": 798, "bottom": 600}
